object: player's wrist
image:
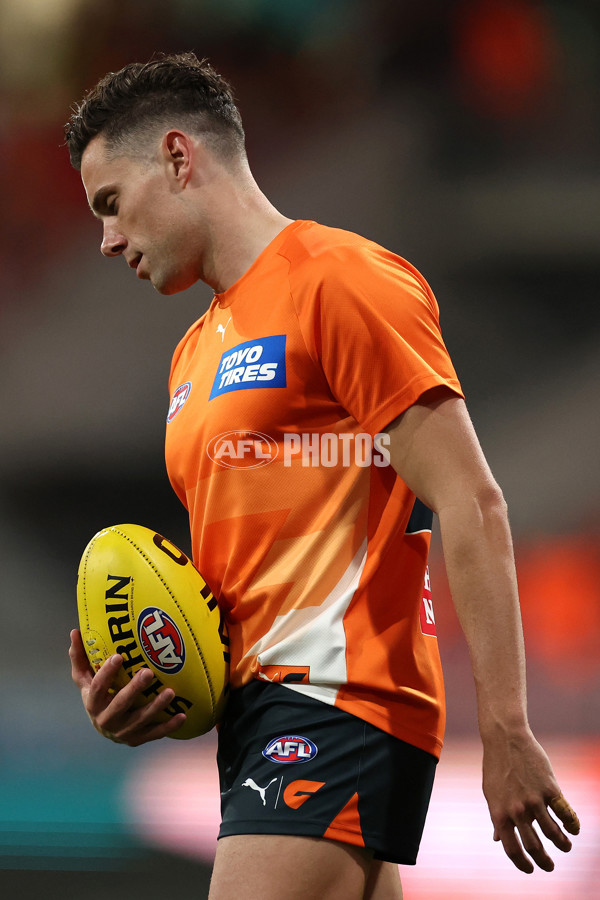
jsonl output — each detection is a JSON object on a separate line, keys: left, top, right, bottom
{"left": 477, "top": 707, "right": 530, "bottom": 744}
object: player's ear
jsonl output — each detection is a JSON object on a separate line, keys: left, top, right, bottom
{"left": 162, "top": 130, "right": 194, "bottom": 187}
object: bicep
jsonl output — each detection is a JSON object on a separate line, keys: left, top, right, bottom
{"left": 384, "top": 391, "right": 502, "bottom": 515}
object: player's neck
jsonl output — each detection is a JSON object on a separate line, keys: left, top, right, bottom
{"left": 200, "top": 170, "right": 294, "bottom": 294}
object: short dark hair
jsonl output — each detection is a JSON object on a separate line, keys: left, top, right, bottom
{"left": 65, "top": 51, "right": 245, "bottom": 170}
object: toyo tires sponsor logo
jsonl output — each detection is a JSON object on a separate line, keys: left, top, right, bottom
{"left": 209, "top": 335, "right": 286, "bottom": 399}
{"left": 262, "top": 735, "right": 318, "bottom": 764}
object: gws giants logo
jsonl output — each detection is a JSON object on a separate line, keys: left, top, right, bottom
{"left": 283, "top": 780, "right": 325, "bottom": 809}
{"left": 207, "top": 431, "right": 278, "bottom": 469}
{"left": 137, "top": 607, "right": 186, "bottom": 673}
{"left": 167, "top": 382, "right": 192, "bottom": 423}
{"left": 262, "top": 735, "right": 318, "bottom": 764}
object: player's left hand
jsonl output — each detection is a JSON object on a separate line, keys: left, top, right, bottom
{"left": 482, "top": 727, "right": 580, "bottom": 873}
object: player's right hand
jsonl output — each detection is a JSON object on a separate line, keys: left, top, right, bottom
{"left": 69, "top": 628, "right": 186, "bottom": 746}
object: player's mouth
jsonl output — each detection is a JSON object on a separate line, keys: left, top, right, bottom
{"left": 129, "top": 253, "right": 145, "bottom": 276}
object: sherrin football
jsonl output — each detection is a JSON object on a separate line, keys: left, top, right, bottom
{"left": 76, "top": 524, "right": 229, "bottom": 739}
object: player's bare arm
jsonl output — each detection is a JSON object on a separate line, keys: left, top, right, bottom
{"left": 384, "top": 391, "right": 580, "bottom": 873}
{"left": 69, "top": 628, "right": 186, "bottom": 746}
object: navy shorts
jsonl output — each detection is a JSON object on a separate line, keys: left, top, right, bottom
{"left": 217, "top": 681, "right": 437, "bottom": 865}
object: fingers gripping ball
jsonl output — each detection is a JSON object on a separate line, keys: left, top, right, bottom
{"left": 77, "top": 524, "right": 229, "bottom": 739}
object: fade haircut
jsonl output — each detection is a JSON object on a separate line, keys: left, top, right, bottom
{"left": 65, "top": 51, "right": 245, "bottom": 170}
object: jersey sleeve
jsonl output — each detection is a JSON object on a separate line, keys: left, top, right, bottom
{"left": 301, "top": 243, "right": 463, "bottom": 435}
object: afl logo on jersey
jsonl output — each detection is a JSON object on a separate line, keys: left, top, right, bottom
{"left": 167, "top": 382, "right": 192, "bottom": 423}
{"left": 262, "top": 735, "right": 318, "bottom": 764}
{"left": 137, "top": 607, "right": 186, "bottom": 673}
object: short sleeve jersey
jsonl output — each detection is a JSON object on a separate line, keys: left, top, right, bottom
{"left": 165, "top": 220, "right": 463, "bottom": 758}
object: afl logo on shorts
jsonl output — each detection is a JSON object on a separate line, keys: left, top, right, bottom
{"left": 167, "top": 382, "right": 192, "bottom": 423}
{"left": 137, "top": 607, "right": 186, "bottom": 673}
{"left": 262, "top": 735, "right": 318, "bottom": 764}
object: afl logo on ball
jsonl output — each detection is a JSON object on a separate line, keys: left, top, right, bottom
{"left": 137, "top": 607, "right": 186, "bottom": 673}
{"left": 262, "top": 735, "right": 318, "bottom": 764}
{"left": 167, "top": 382, "right": 192, "bottom": 423}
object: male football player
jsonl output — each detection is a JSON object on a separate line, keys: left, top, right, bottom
{"left": 67, "top": 52, "right": 579, "bottom": 900}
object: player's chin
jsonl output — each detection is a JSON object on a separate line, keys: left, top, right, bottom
{"left": 152, "top": 273, "right": 197, "bottom": 295}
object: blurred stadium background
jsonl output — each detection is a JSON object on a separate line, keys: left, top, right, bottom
{"left": 0, "top": 1, "right": 598, "bottom": 897}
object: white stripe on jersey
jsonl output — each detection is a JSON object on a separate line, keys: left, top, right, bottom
{"left": 244, "top": 538, "right": 368, "bottom": 702}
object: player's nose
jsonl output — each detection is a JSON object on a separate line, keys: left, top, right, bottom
{"left": 101, "top": 223, "right": 127, "bottom": 257}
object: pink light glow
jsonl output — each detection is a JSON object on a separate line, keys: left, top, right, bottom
{"left": 123, "top": 736, "right": 600, "bottom": 897}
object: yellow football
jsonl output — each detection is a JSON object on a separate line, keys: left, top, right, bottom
{"left": 76, "top": 523, "right": 229, "bottom": 739}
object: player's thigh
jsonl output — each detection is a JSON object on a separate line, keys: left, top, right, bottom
{"left": 364, "top": 861, "right": 403, "bottom": 900}
{"left": 208, "top": 834, "right": 373, "bottom": 900}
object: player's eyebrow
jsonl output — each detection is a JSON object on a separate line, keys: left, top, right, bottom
{"left": 90, "top": 185, "right": 118, "bottom": 217}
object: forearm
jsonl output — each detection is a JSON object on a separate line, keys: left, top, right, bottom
{"left": 385, "top": 396, "right": 579, "bottom": 869}
{"left": 437, "top": 484, "right": 530, "bottom": 740}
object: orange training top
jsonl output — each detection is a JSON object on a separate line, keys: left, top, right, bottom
{"left": 165, "top": 220, "right": 463, "bottom": 758}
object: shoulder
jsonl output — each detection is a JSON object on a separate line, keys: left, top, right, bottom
{"left": 279, "top": 221, "right": 438, "bottom": 315}
{"left": 277, "top": 220, "right": 385, "bottom": 271}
